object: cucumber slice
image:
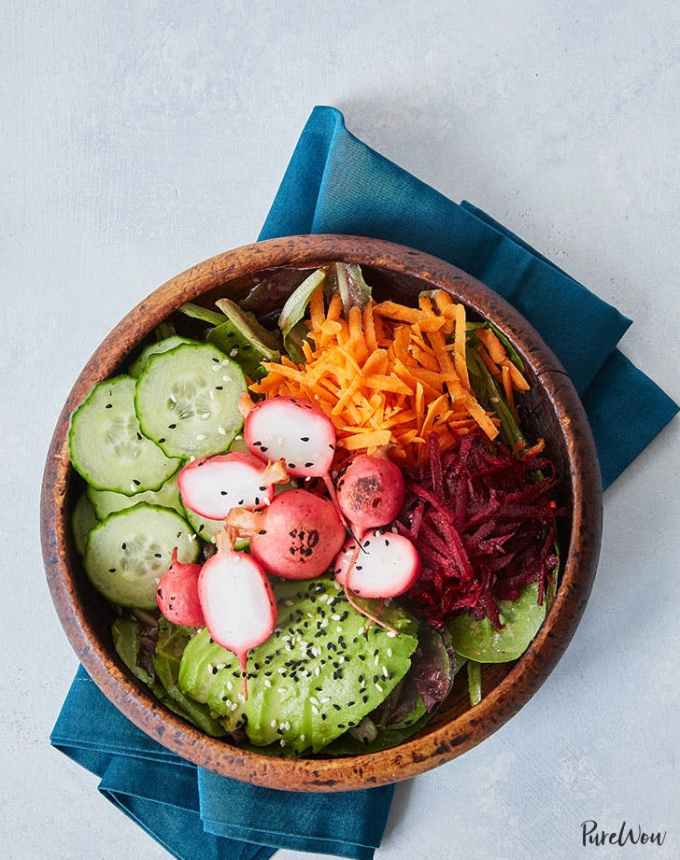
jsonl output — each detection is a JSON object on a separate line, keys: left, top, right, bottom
{"left": 135, "top": 343, "right": 246, "bottom": 459}
{"left": 88, "top": 471, "right": 184, "bottom": 520}
{"left": 129, "top": 336, "right": 196, "bottom": 378}
{"left": 72, "top": 493, "right": 98, "bottom": 555}
{"left": 69, "top": 376, "right": 180, "bottom": 495}
{"left": 84, "top": 503, "right": 199, "bottom": 609}
{"left": 185, "top": 508, "right": 224, "bottom": 543}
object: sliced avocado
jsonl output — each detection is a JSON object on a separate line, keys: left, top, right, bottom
{"left": 179, "top": 577, "right": 418, "bottom": 753}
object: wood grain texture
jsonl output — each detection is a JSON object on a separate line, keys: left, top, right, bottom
{"left": 41, "top": 234, "right": 602, "bottom": 791}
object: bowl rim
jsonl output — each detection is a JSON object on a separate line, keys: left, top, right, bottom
{"left": 41, "top": 234, "right": 602, "bottom": 791}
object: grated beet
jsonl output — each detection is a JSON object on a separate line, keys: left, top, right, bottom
{"left": 401, "top": 432, "right": 562, "bottom": 629}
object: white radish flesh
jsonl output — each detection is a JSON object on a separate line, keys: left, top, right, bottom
{"left": 178, "top": 452, "right": 286, "bottom": 520}
{"left": 336, "top": 529, "right": 420, "bottom": 599}
{"left": 198, "top": 544, "right": 277, "bottom": 695}
{"left": 244, "top": 397, "right": 336, "bottom": 479}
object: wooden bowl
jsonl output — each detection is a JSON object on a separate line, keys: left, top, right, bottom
{"left": 41, "top": 235, "right": 602, "bottom": 791}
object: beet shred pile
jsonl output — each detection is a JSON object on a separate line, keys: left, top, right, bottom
{"left": 399, "top": 433, "right": 562, "bottom": 629}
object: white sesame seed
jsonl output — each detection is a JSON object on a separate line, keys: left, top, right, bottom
{"left": 217, "top": 426, "right": 227, "bottom": 435}
{"left": 270, "top": 719, "right": 277, "bottom": 728}
{"left": 279, "top": 739, "right": 286, "bottom": 747}
{"left": 196, "top": 434, "right": 207, "bottom": 441}
{"left": 387, "top": 630, "right": 397, "bottom": 638}
{"left": 227, "top": 681, "right": 233, "bottom": 691}
{"left": 382, "top": 666, "right": 389, "bottom": 678}
{"left": 264, "top": 679, "right": 272, "bottom": 688}
{"left": 237, "top": 693, "right": 245, "bottom": 703}
{"left": 375, "top": 683, "right": 383, "bottom": 692}
{"left": 386, "top": 648, "right": 393, "bottom": 657}
{"left": 331, "top": 613, "right": 341, "bottom": 621}
{"left": 311, "top": 705, "right": 319, "bottom": 715}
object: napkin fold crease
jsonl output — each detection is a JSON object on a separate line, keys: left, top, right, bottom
{"left": 51, "top": 105, "right": 677, "bottom": 860}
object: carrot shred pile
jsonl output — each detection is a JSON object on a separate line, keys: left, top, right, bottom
{"left": 250, "top": 290, "right": 529, "bottom": 465}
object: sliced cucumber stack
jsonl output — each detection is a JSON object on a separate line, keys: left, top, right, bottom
{"left": 129, "top": 336, "right": 196, "bottom": 378}
{"left": 135, "top": 343, "right": 246, "bottom": 459}
{"left": 88, "top": 471, "right": 184, "bottom": 520}
{"left": 71, "top": 493, "right": 99, "bottom": 555}
{"left": 69, "top": 376, "right": 180, "bottom": 495}
{"left": 84, "top": 503, "right": 199, "bottom": 609}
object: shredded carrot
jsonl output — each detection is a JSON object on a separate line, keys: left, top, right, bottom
{"left": 501, "top": 364, "right": 516, "bottom": 413}
{"left": 477, "top": 328, "right": 507, "bottom": 364}
{"left": 506, "top": 361, "right": 530, "bottom": 391}
{"left": 251, "top": 294, "right": 506, "bottom": 463}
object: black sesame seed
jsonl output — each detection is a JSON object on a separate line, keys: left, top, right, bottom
{"left": 362, "top": 695, "right": 369, "bottom": 703}
{"left": 321, "top": 713, "right": 327, "bottom": 720}
{"left": 260, "top": 446, "right": 268, "bottom": 452}
{"left": 300, "top": 436, "right": 310, "bottom": 442}
{"left": 304, "top": 462, "right": 314, "bottom": 468}
{"left": 258, "top": 486, "right": 266, "bottom": 491}
{"left": 121, "top": 542, "right": 127, "bottom": 550}
{"left": 133, "top": 479, "right": 141, "bottom": 486}
{"left": 168, "top": 424, "right": 177, "bottom": 429}
{"left": 108, "top": 568, "right": 116, "bottom": 573}
{"left": 288, "top": 463, "right": 296, "bottom": 469}
{"left": 154, "top": 552, "right": 162, "bottom": 558}
{"left": 158, "top": 438, "right": 166, "bottom": 443}
{"left": 220, "top": 490, "right": 228, "bottom": 496}
{"left": 215, "top": 385, "right": 223, "bottom": 390}
{"left": 105, "top": 403, "right": 112, "bottom": 409}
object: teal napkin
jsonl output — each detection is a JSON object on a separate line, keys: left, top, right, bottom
{"left": 52, "top": 668, "right": 392, "bottom": 860}
{"left": 51, "top": 105, "right": 677, "bottom": 860}
{"left": 259, "top": 106, "right": 677, "bottom": 488}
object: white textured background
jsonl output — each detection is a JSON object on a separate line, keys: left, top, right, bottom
{"left": 1, "top": 1, "right": 679, "bottom": 858}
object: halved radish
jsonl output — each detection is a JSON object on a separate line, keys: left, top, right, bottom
{"left": 178, "top": 452, "right": 287, "bottom": 520}
{"left": 336, "top": 529, "right": 420, "bottom": 599}
{"left": 337, "top": 454, "right": 405, "bottom": 539}
{"left": 156, "top": 548, "right": 205, "bottom": 627}
{"left": 227, "top": 488, "right": 345, "bottom": 580}
{"left": 198, "top": 533, "right": 277, "bottom": 696}
{"left": 240, "top": 395, "right": 345, "bottom": 523}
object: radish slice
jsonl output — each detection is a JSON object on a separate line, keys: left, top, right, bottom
{"left": 156, "top": 548, "right": 205, "bottom": 627}
{"left": 178, "top": 452, "right": 287, "bottom": 520}
{"left": 243, "top": 397, "right": 335, "bottom": 479}
{"left": 198, "top": 537, "right": 277, "bottom": 697}
{"left": 241, "top": 395, "right": 346, "bottom": 524}
{"left": 227, "top": 488, "right": 345, "bottom": 580}
{"left": 336, "top": 529, "right": 420, "bottom": 599}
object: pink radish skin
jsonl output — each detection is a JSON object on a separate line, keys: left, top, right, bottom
{"left": 198, "top": 537, "right": 277, "bottom": 698}
{"left": 178, "top": 452, "right": 287, "bottom": 520}
{"left": 335, "top": 529, "right": 420, "bottom": 598}
{"left": 156, "top": 548, "right": 205, "bottom": 627}
{"left": 228, "top": 488, "right": 345, "bottom": 580}
{"left": 241, "top": 395, "right": 346, "bottom": 524}
{"left": 337, "top": 454, "right": 405, "bottom": 539}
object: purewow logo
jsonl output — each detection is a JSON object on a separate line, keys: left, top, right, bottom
{"left": 581, "top": 820, "right": 668, "bottom": 848}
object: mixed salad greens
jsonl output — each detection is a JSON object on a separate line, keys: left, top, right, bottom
{"left": 69, "top": 264, "right": 561, "bottom": 755}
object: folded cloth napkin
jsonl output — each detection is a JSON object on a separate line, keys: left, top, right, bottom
{"left": 52, "top": 105, "right": 677, "bottom": 860}
{"left": 52, "top": 667, "right": 393, "bottom": 860}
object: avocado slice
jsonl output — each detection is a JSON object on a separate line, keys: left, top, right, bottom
{"left": 179, "top": 578, "right": 419, "bottom": 754}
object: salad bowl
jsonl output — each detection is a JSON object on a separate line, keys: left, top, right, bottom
{"left": 41, "top": 234, "right": 602, "bottom": 791}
